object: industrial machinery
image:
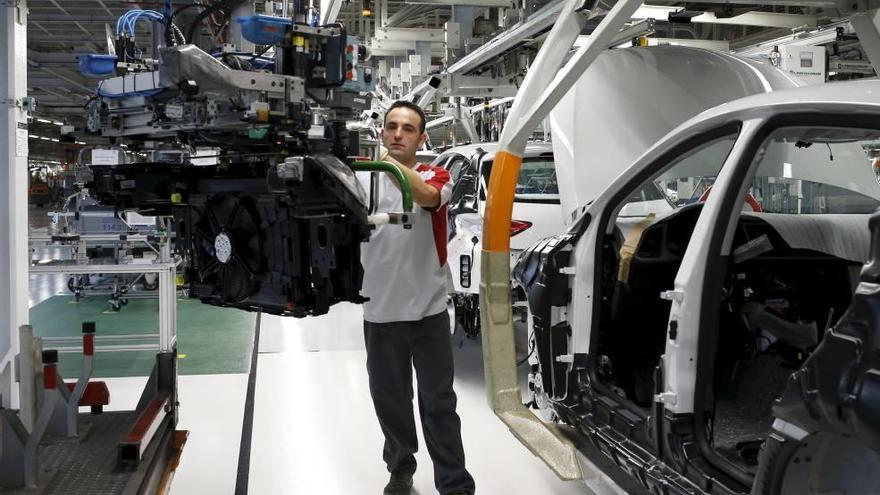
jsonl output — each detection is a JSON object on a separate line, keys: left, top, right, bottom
{"left": 4, "top": 6, "right": 410, "bottom": 493}
{"left": 79, "top": 9, "right": 395, "bottom": 318}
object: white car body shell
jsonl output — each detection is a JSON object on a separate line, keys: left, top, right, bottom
{"left": 434, "top": 142, "right": 562, "bottom": 295}
{"left": 550, "top": 46, "right": 804, "bottom": 224}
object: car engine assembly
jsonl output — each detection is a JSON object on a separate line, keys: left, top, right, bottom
{"left": 79, "top": 11, "right": 391, "bottom": 317}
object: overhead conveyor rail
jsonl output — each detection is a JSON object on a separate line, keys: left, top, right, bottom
{"left": 390, "top": 0, "right": 880, "bottom": 109}
{"left": 734, "top": 19, "right": 854, "bottom": 59}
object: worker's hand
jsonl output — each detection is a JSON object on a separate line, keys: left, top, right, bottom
{"left": 378, "top": 145, "right": 390, "bottom": 162}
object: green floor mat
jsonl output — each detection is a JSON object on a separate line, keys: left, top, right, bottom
{"left": 29, "top": 295, "right": 257, "bottom": 378}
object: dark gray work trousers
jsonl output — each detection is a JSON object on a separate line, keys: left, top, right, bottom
{"left": 364, "top": 310, "right": 476, "bottom": 494}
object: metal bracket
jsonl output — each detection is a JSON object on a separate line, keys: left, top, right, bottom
{"left": 655, "top": 391, "right": 677, "bottom": 405}
{"left": 559, "top": 266, "right": 576, "bottom": 275}
{"left": 555, "top": 354, "right": 574, "bottom": 363}
{"left": 660, "top": 289, "right": 684, "bottom": 303}
{"left": 771, "top": 418, "right": 810, "bottom": 441}
{"left": 0, "top": 97, "right": 36, "bottom": 112}
{"left": 574, "top": 0, "right": 595, "bottom": 12}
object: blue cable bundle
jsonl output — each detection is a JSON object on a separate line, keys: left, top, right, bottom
{"left": 116, "top": 9, "right": 166, "bottom": 37}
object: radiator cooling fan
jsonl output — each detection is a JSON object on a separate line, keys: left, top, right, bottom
{"left": 191, "top": 192, "right": 264, "bottom": 303}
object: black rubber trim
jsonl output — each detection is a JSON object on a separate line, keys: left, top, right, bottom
{"left": 587, "top": 123, "right": 742, "bottom": 412}
{"left": 513, "top": 197, "right": 561, "bottom": 204}
{"left": 235, "top": 312, "right": 262, "bottom": 495}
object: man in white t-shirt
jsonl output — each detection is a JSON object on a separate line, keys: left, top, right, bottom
{"left": 360, "top": 101, "right": 475, "bottom": 495}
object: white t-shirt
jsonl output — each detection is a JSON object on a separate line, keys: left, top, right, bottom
{"left": 358, "top": 163, "right": 453, "bottom": 323}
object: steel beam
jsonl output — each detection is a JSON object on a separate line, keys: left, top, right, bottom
{"left": 48, "top": 0, "right": 92, "bottom": 35}
{"left": 28, "top": 86, "right": 68, "bottom": 98}
{"left": 850, "top": 9, "right": 880, "bottom": 75}
{"left": 93, "top": 0, "right": 116, "bottom": 17}
{"left": 27, "top": 50, "right": 80, "bottom": 64}
{"left": 632, "top": 5, "right": 818, "bottom": 28}
{"left": 27, "top": 14, "right": 116, "bottom": 23}
{"left": 569, "top": 18, "right": 655, "bottom": 49}
{"left": 444, "top": 74, "right": 518, "bottom": 96}
{"left": 27, "top": 34, "right": 107, "bottom": 43}
{"left": 28, "top": 65, "right": 93, "bottom": 93}
{"left": 386, "top": 5, "right": 420, "bottom": 27}
{"left": 425, "top": 114, "right": 454, "bottom": 129}
{"left": 30, "top": 21, "right": 51, "bottom": 36}
{"left": 446, "top": 0, "right": 563, "bottom": 75}
{"left": 407, "top": 0, "right": 514, "bottom": 5}
{"left": 374, "top": 27, "right": 446, "bottom": 42}
{"left": 698, "top": 0, "right": 880, "bottom": 12}
{"left": 369, "top": 38, "right": 447, "bottom": 56}
{"left": 647, "top": 38, "right": 730, "bottom": 50}
{"left": 320, "top": 0, "right": 345, "bottom": 25}
{"left": 694, "top": 11, "right": 818, "bottom": 28}
{"left": 467, "top": 96, "right": 515, "bottom": 113}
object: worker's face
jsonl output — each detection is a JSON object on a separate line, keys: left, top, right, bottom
{"left": 382, "top": 107, "right": 427, "bottom": 165}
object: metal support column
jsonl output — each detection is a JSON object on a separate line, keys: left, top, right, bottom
{"left": 415, "top": 41, "right": 431, "bottom": 77}
{"left": 451, "top": 6, "right": 475, "bottom": 60}
{"left": 0, "top": 0, "right": 29, "bottom": 410}
{"left": 320, "top": 0, "right": 345, "bottom": 25}
{"left": 228, "top": 4, "right": 255, "bottom": 53}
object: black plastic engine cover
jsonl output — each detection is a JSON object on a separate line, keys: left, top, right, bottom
{"left": 512, "top": 233, "right": 573, "bottom": 399}
{"left": 773, "top": 210, "right": 880, "bottom": 452}
{"left": 90, "top": 155, "right": 371, "bottom": 317}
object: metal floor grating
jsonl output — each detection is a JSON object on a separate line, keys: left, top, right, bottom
{"left": 8, "top": 411, "right": 141, "bottom": 495}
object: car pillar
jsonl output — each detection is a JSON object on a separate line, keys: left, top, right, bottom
{"left": 479, "top": 0, "right": 645, "bottom": 483}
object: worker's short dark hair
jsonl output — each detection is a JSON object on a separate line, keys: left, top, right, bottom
{"left": 384, "top": 100, "right": 427, "bottom": 134}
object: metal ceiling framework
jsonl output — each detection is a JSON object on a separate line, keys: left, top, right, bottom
{"left": 19, "top": 0, "right": 868, "bottom": 163}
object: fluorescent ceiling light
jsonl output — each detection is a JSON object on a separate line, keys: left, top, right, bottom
{"left": 34, "top": 118, "right": 64, "bottom": 126}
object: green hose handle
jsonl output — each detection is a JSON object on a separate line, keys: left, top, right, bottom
{"left": 351, "top": 161, "right": 413, "bottom": 213}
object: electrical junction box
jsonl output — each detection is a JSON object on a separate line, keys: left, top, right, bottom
{"left": 190, "top": 148, "right": 221, "bottom": 166}
{"left": 445, "top": 22, "right": 461, "bottom": 50}
{"left": 340, "top": 36, "right": 376, "bottom": 93}
{"left": 409, "top": 55, "right": 423, "bottom": 78}
{"left": 90, "top": 148, "right": 125, "bottom": 166}
{"left": 778, "top": 45, "right": 826, "bottom": 86}
{"left": 341, "top": 66, "right": 375, "bottom": 93}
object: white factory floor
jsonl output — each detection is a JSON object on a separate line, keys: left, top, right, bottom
{"left": 27, "top": 296, "right": 596, "bottom": 494}
{"left": 171, "top": 303, "right": 591, "bottom": 495}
